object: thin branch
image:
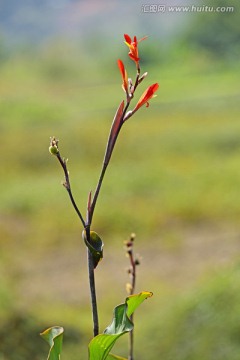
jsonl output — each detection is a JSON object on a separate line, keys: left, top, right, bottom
{"left": 88, "top": 162, "right": 107, "bottom": 225}
{"left": 125, "top": 233, "right": 140, "bottom": 360}
{"left": 56, "top": 152, "right": 86, "bottom": 228}
{"left": 49, "top": 137, "right": 85, "bottom": 227}
{"left": 133, "top": 64, "right": 141, "bottom": 91}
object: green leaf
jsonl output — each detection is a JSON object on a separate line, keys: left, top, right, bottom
{"left": 82, "top": 230, "right": 104, "bottom": 268}
{"left": 106, "top": 354, "right": 127, "bottom": 360}
{"left": 126, "top": 291, "right": 152, "bottom": 317}
{"left": 40, "top": 326, "right": 64, "bottom": 360}
{"left": 104, "top": 303, "right": 133, "bottom": 335}
{"left": 88, "top": 291, "right": 152, "bottom": 360}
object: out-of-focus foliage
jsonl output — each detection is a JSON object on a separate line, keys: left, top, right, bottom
{"left": 0, "top": 314, "right": 48, "bottom": 360}
{"left": 139, "top": 262, "right": 240, "bottom": 360}
{"left": 181, "top": 0, "right": 240, "bottom": 60}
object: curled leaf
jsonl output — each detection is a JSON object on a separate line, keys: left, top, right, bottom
{"left": 82, "top": 230, "right": 104, "bottom": 268}
{"left": 40, "top": 326, "right": 64, "bottom": 360}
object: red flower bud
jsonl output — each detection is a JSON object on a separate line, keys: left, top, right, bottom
{"left": 117, "top": 59, "right": 128, "bottom": 94}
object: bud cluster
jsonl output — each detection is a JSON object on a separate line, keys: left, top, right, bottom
{"left": 124, "top": 233, "right": 141, "bottom": 295}
{"left": 49, "top": 136, "right": 59, "bottom": 156}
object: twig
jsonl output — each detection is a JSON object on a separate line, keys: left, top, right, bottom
{"left": 49, "top": 137, "right": 85, "bottom": 228}
{"left": 50, "top": 138, "right": 100, "bottom": 336}
{"left": 125, "top": 233, "right": 140, "bottom": 360}
{"left": 57, "top": 154, "right": 86, "bottom": 227}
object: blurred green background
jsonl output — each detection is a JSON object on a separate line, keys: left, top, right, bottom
{"left": 1, "top": 0, "right": 240, "bottom": 359}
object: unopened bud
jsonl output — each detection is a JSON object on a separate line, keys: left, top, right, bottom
{"left": 49, "top": 137, "right": 59, "bottom": 156}
{"left": 123, "top": 110, "right": 133, "bottom": 122}
{"left": 126, "top": 283, "right": 133, "bottom": 294}
{"left": 49, "top": 145, "right": 59, "bottom": 155}
{"left": 125, "top": 240, "right": 132, "bottom": 248}
{"left": 130, "top": 85, "right": 135, "bottom": 94}
{"left": 128, "top": 78, "right": 133, "bottom": 87}
{"left": 138, "top": 72, "right": 148, "bottom": 84}
{"left": 135, "top": 258, "right": 140, "bottom": 266}
{"left": 130, "top": 233, "right": 136, "bottom": 241}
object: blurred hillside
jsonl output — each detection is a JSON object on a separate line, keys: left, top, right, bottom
{"left": 1, "top": 1, "right": 240, "bottom": 359}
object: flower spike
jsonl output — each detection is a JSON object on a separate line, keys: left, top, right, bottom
{"left": 124, "top": 34, "right": 147, "bottom": 67}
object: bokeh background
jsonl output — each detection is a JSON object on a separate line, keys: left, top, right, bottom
{"left": 1, "top": 0, "right": 240, "bottom": 359}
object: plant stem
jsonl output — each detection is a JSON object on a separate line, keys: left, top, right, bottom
{"left": 89, "top": 163, "right": 107, "bottom": 224}
{"left": 133, "top": 64, "right": 141, "bottom": 90}
{"left": 86, "top": 72, "right": 140, "bottom": 338}
{"left": 56, "top": 152, "right": 85, "bottom": 228}
{"left": 129, "top": 320, "right": 134, "bottom": 360}
{"left": 126, "top": 234, "right": 137, "bottom": 360}
{"left": 129, "top": 251, "right": 136, "bottom": 360}
{"left": 55, "top": 149, "right": 99, "bottom": 336}
{"left": 87, "top": 247, "right": 99, "bottom": 336}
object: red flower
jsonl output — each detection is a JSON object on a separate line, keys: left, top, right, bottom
{"left": 133, "top": 83, "right": 159, "bottom": 112}
{"left": 124, "top": 34, "right": 147, "bottom": 67}
{"left": 117, "top": 59, "right": 128, "bottom": 94}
